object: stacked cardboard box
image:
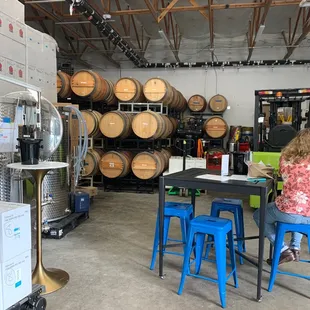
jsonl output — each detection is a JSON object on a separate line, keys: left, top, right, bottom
{"left": 0, "top": 202, "right": 32, "bottom": 310}
{"left": 0, "top": 0, "right": 57, "bottom": 102}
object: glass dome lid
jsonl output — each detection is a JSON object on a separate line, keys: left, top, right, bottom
{"left": 4, "top": 90, "right": 63, "bottom": 160}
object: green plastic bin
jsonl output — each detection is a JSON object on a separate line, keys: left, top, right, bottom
{"left": 249, "top": 152, "right": 283, "bottom": 208}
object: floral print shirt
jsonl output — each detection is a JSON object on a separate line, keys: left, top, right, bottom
{"left": 276, "top": 156, "right": 310, "bottom": 216}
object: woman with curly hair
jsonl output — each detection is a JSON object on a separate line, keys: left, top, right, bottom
{"left": 253, "top": 128, "right": 310, "bottom": 265}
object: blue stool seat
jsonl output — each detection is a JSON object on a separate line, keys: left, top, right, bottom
{"left": 205, "top": 198, "right": 245, "bottom": 264}
{"left": 268, "top": 222, "right": 310, "bottom": 292}
{"left": 178, "top": 215, "right": 238, "bottom": 308}
{"left": 150, "top": 202, "right": 193, "bottom": 270}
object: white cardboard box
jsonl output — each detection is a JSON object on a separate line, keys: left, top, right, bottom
{"left": 0, "top": 202, "right": 31, "bottom": 263}
{"left": 0, "top": 0, "right": 24, "bottom": 22}
{"left": 0, "top": 250, "right": 32, "bottom": 310}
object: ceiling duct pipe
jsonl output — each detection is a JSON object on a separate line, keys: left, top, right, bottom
{"left": 66, "top": 0, "right": 148, "bottom": 67}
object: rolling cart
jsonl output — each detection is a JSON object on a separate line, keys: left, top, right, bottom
{"left": 8, "top": 285, "right": 46, "bottom": 310}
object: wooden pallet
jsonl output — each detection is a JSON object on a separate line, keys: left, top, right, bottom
{"left": 76, "top": 186, "right": 98, "bottom": 197}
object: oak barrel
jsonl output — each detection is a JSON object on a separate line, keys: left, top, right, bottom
{"left": 143, "top": 78, "right": 176, "bottom": 106}
{"left": 57, "top": 71, "right": 72, "bottom": 98}
{"left": 203, "top": 116, "right": 228, "bottom": 139}
{"left": 174, "top": 91, "right": 187, "bottom": 111}
{"left": 161, "top": 115, "right": 173, "bottom": 139}
{"left": 70, "top": 70, "right": 117, "bottom": 104}
{"left": 81, "top": 110, "right": 103, "bottom": 138}
{"left": 82, "top": 149, "right": 104, "bottom": 177}
{"left": 100, "top": 111, "right": 132, "bottom": 139}
{"left": 131, "top": 151, "right": 166, "bottom": 179}
{"left": 114, "top": 77, "right": 145, "bottom": 102}
{"left": 99, "top": 151, "right": 133, "bottom": 178}
{"left": 160, "top": 148, "right": 172, "bottom": 170}
{"left": 132, "top": 111, "right": 166, "bottom": 139}
{"left": 188, "top": 94, "right": 207, "bottom": 112}
{"left": 169, "top": 117, "right": 178, "bottom": 136}
{"left": 209, "top": 94, "right": 228, "bottom": 112}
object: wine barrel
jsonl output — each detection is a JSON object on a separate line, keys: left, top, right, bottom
{"left": 81, "top": 110, "right": 103, "bottom": 138}
{"left": 203, "top": 116, "right": 228, "bottom": 138}
{"left": 131, "top": 151, "right": 166, "bottom": 179}
{"left": 169, "top": 117, "right": 178, "bottom": 136}
{"left": 188, "top": 94, "right": 207, "bottom": 112}
{"left": 99, "top": 151, "right": 133, "bottom": 178}
{"left": 174, "top": 91, "right": 187, "bottom": 112}
{"left": 114, "top": 77, "right": 145, "bottom": 102}
{"left": 132, "top": 111, "right": 166, "bottom": 139}
{"left": 104, "top": 79, "right": 118, "bottom": 106}
{"left": 160, "top": 148, "right": 172, "bottom": 170}
{"left": 82, "top": 149, "right": 104, "bottom": 177}
{"left": 143, "top": 78, "right": 176, "bottom": 106}
{"left": 57, "top": 71, "right": 71, "bottom": 98}
{"left": 161, "top": 115, "right": 173, "bottom": 138}
{"left": 209, "top": 94, "right": 228, "bottom": 112}
{"left": 100, "top": 111, "right": 132, "bottom": 139}
{"left": 70, "top": 70, "right": 117, "bottom": 104}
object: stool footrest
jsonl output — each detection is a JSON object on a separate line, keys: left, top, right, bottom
{"left": 187, "top": 268, "right": 237, "bottom": 284}
{"left": 276, "top": 270, "right": 310, "bottom": 280}
{"left": 167, "top": 238, "right": 184, "bottom": 243}
{"left": 162, "top": 251, "right": 184, "bottom": 257}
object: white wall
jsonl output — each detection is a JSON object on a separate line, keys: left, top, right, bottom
{"left": 96, "top": 65, "right": 310, "bottom": 127}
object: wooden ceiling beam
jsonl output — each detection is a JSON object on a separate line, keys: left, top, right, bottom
{"left": 247, "top": 0, "right": 272, "bottom": 61}
{"left": 115, "top": 0, "right": 130, "bottom": 36}
{"left": 131, "top": 15, "right": 142, "bottom": 50}
{"left": 208, "top": 0, "right": 214, "bottom": 61}
{"left": 102, "top": 1, "right": 300, "bottom": 16}
{"left": 290, "top": 8, "right": 302, "bottom": 44}
{"left": 62, "top": 27, "right": 77, "bottom": 53}
{"left": 144, "top": 0, "right": 158, "bottom": 21}
{"left": 284, "top": 21, "right": 310, "bottom": 59}
{"left": 158, "top": 0, "right": 179, "bottom": 23}
{"left": 188, "top": 0, "right": 209, "bottom": 20}
{"left": 26, "top": 16, "right": 49, "bottom": 21}
{"left": 30, "top": 6, "right": 50, "bottom": 34}
{"left": 281, "top": 30, "right": 289, "bottom": 52}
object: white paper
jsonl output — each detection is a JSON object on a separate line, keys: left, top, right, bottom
{"left": 196, "top": 174, "right": 230, "bottom": 181}
{"left": 221, "top": 154, "right": 229, "bottom": 176}
{"left": 229, "top": 174, "right": 248, "bottom": 181}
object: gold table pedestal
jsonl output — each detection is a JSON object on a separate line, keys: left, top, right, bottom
{"left": 29, "top": 167, "right": 70, "bottom": 295}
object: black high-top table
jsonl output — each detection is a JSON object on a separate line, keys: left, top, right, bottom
{"left": 158, "top": 168, "right": 273, "bottom": 302}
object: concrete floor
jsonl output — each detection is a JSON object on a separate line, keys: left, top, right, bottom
{"left": 40, "top": 191, "right": 310, "bottom": 309}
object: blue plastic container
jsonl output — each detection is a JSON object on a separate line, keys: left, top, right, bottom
{"left": 74, "top": 192, "right": 90, "bottom": 213}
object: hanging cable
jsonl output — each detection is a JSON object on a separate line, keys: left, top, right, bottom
{"left": 65, "top": 106, "right": 88, "bottom": 187}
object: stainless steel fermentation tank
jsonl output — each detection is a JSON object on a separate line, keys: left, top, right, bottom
{"left": 23, "top": 107, "right": 72, "bottom": 222}
{"left": 0, "top": 91, "right": 71, "bottom": 222}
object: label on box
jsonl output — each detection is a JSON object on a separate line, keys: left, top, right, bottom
{"left": 16, "top": 21, "right": 25, "bottom": 44}
{"left": 0, "top": 56, "right": 6, "bottom": 73}
{"left": 6, "top": 60, "right": 16, "bottom": 77}
{"left": 5, "top": 15, "right": 15, "bottom": 36}
{"left": 16, "top": 63, "right": 25, "bottom": 81}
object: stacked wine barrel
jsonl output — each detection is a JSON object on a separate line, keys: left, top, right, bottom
{"left": 57, "top": 71, "right": 71, "bottom": 98}
{"left": 71, "top": 70, "right": 117, "bottom": 105}
{"left": 98, "top": 110, "right": 177, "bottom": 140}
{"left": 202, "top": 94, "right": 229, "bottom": 138}
{"left": 143, "top": 78, "right": 187, "bottom": 111}
{"left": 98, "top": 148, "right": 172, "bottom": 180}
{"left": 57, "top": 72, "right": 188, "bottom": 112}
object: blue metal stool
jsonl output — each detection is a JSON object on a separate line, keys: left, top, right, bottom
{"left": 205, "top": 198, "right": 245, "bottom": 264}
{"left": 178, "top": 215, "right": 238, "bottom": 308}
{"left": 268, "top": 222, "right": 310, "bottom": 292}
{"left": 150, "top": 202, "right": 193, "bottom": 270}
